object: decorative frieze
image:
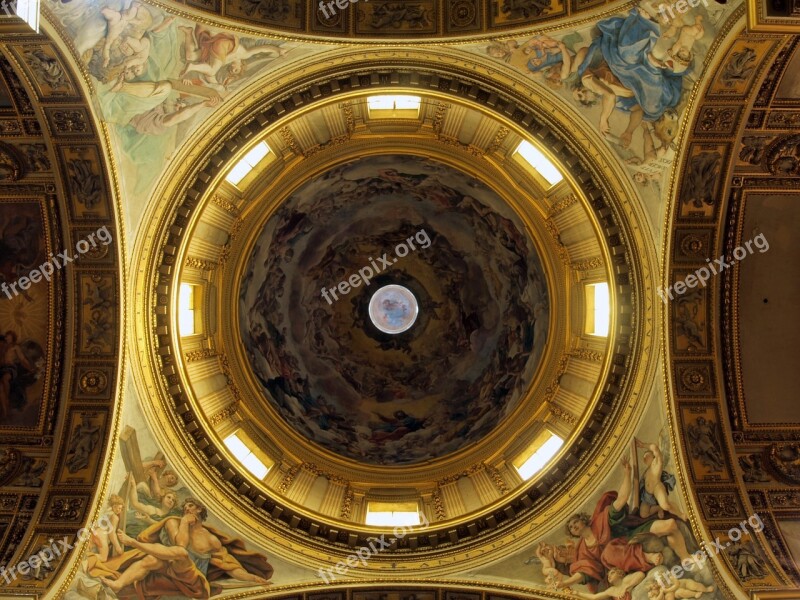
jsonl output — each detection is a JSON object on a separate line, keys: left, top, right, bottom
{"left": 569, "top": 348, "right": 603, "bottom": 362}
{"left": 432, "top": 487, "right": 446, "bottom": 521}
{"left": 543, "top": 218, "right": 570, "bottom": 265}
{"left": 279, "top": 126, "right": 302, "bottom": 156}
{"left": 209, "top": 402, "right": 238, "bottom": 426}
{"left": 547, "top": 193, "right": 578, "bottom": 217}
{"left": 432, "top": 102, "right": 448, "bottom": 135}
{"left": 340, "top": 485, "right": 354, "bottom": 520}
{"left": 184, "top": 348, "right": 218, "bottom": 362}
{"left": 278, "top": 463, "right": 301, "bottom": 494}
{"left": 549, "top": 405, "right": 578, "bottom": 425}
{"left": 570, "top": 257, "right": 603, "bottom": 271}
{"left": 185, "top": 256, "right": 218, "bottom": 271}
{"left": 210, "top": 194, "right": 239, "bottom": 216}
{"left": 483, "top": 463, "right": 509, "bottom": 494}
{"left": 486, "top": 126, "right": 509, "bottom": 154}
{"left": 302, "top": 462, "right": 348, "bottom": 485}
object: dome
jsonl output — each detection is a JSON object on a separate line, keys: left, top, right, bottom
{"left": 239, "top": 154, "right": 550, "bottom": 465}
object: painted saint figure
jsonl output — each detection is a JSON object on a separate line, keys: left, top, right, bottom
{"left": 556, "top": 455, "right": 690, "bottom": 592}
{"left": 92, "top": 498, "right": 273, "bottom": 597}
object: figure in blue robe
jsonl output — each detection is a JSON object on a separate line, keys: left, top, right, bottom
{"left": 576, "top": 9, "right": 687, "bottom": 122}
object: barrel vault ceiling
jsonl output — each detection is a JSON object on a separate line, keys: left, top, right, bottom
{"left": 0, "top": 1, "right": 798, "bottom": 599}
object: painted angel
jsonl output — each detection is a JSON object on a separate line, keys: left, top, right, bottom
{"left": 635, "top": 433, "right": 685, "bottom": 520}
{"left": 178, "top": 25, "right": 287, "bottom": 87}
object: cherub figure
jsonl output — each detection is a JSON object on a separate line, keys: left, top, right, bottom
{"left": 91, "top": 494, "right": 125, "bottom": 561}
{"left": 118, "top": 33, "right": 154, "bottom": 70}
{"left": 661, "top": 16, "right": 705, "bottom": 74}
{"left": 647, "top": 578, "right": 714, "bottom": 599}
{"left": 635, "top": 437, "right": 686, "bottom": 520}
{"left": 135, "top": 459, "right": 180, "bottom": 501}
{"left": 526, "top": 542, "right": 564, "bottom": 588}
{"left": 577, "top": 568, "right": 645, "bottom": 599}
{"left": 485, "top": 40, "right": 519, "bottom": 62}
{"left": 99, "top": 2, "right": 153, "bottom": 68}
{"left": 126, "top": 472, "right": 180, "bottom": 524}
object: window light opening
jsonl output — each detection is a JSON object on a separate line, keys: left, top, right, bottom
{"left": 15, "top": 0, "right": 40, "bottom": 32}
{"left": 585, "top": 282, "right": 610, "bottom": 337}
{"left": 225, "top": 141, "right": 270, "bottom": 186}
{"left": 515, "top": 140, "right": 563, "bottom": 186}
{"left": 367, "top": 95, "right": 421, "bottom": 116}
{"left": 365, "top": 502, "right": 421, "bottom": 527}
{"left": 178, "top": 283, "right": 196, "bottom": 336}
{"left": 223, "top": 431, "right": 271, "bottom": 479}
{"left": 514, "top": 433, "right": 564, "bottom": 481}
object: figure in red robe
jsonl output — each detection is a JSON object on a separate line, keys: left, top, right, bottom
{"left": 555, "top": 455, "right": 690, "bottom": 593}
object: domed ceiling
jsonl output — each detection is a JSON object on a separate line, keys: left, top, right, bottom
{"left": 239, "top": 154, "right": 549, "bottom": 465}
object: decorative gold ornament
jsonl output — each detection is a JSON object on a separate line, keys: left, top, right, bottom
{"left": 79, "top": 370, "right": 108, "bottom": 394}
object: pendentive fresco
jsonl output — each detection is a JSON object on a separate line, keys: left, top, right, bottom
{"left": 471, "top": 0, "right": 740, "bottom": 232}
{"left": 45, "top": 0, "right": 328, "bottom": 201}
{"left": 63, "top": 390, "right": 317, "bottom": 598}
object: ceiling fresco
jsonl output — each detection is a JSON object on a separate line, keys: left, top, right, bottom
{"left": 45, "top": 0, "right": 331, "bottom": 208}
{"left": 470, "top": 386, "right": 733, "bottom": 600}
{"left": 239, "top": 155, "right": 549, "bottom": 465}
{"left": 468, "top": 0, "right": 741, "bottom": 236}
{"left": 1, "top": 0, "right": 798, "bottom": 597}
{"left": 62, "top": 389, "right": 318, "bottom": 599}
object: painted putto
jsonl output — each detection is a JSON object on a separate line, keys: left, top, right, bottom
{"left": 46, "top": 0, "right": 297, "bottom": 199}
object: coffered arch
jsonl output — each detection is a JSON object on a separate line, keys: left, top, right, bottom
{"left": 663, "top": 24, "right": 800, "bottom": 600}
{"left": 0, "top": 18, "right": 125, "bottom": 598}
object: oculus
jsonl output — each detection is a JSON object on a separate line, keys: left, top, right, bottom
{"left": 368, "top": 284, "right": 419, "bottom": 334}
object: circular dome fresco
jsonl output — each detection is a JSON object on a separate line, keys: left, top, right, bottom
{"left": 238, "top": 154, "right": 550, "bottom": 465}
